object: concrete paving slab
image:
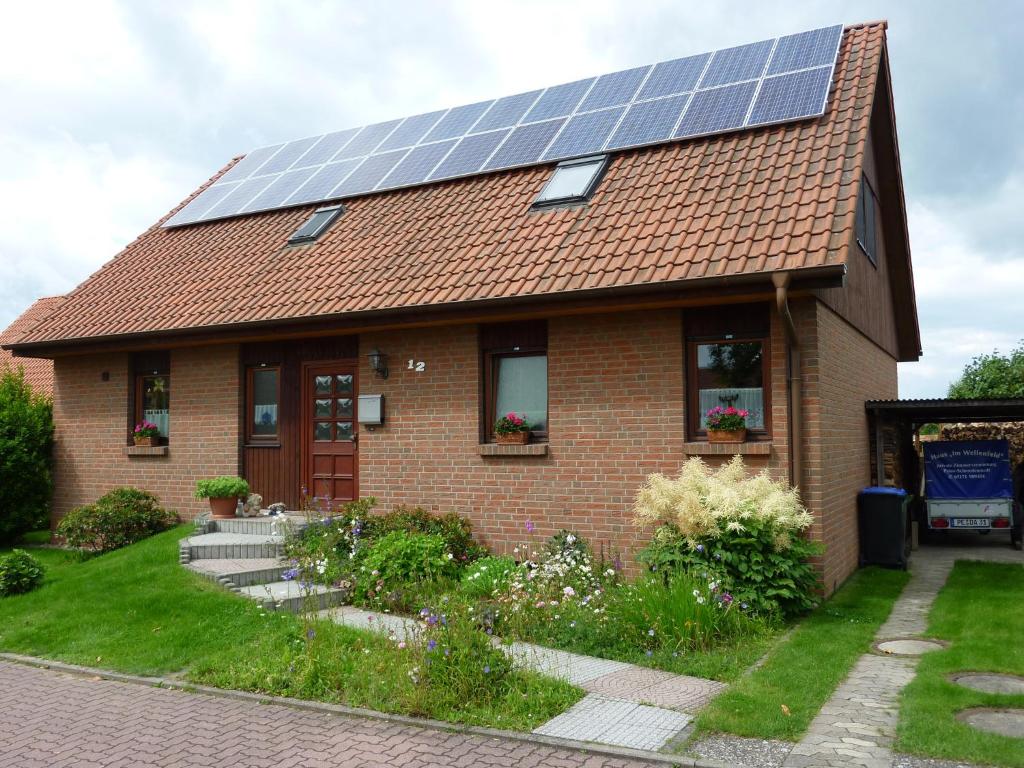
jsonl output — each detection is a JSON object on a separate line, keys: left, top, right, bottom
{"left": 533, "top": 694, "right": 691, "bottom": 752}
{"left": 957, "top": 707, "right": 1024, "bottom": 738}
{"left": 951, "top": 672, "right": 1024, "bottom": 695}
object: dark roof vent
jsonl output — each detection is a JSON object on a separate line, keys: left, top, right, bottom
{"left": 288, "top": 205, "right": 344, "bottom": 244}
{"left": 532, "top": 155, "right": 609, "bottom": 209}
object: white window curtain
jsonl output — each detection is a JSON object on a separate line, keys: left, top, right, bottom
{"left": 143, "top": 408, "right": 170, "bottom": 438}
{"left": 698, "top": 388, "right": 765, "bottom": 429}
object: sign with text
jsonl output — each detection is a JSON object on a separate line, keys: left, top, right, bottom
{"left": 924, "top": 440, "right": 1013, "bottom": 499}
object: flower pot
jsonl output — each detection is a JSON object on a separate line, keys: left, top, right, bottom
{"left": 133, "top": 435, "right": 156, "bottom": 447}
{"left": 495, "top": 431, "right": 529, "bottom": 445}
{"left": 708, "top": 428, "right": 747, "bottom": 443}
{"left": 208, "top": 496, "right": 239, "bottom": 519}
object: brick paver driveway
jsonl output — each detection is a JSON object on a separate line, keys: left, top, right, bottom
{"left": 0, "top": 661, "right": 664, "bottom": 768}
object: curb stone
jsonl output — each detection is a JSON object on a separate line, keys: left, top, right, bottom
{"left": 0, "top": 652, "right": 734, "bottom": 767}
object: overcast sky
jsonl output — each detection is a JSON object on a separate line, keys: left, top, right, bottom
{"left": 1, "top": 0, "right": 1021, "bottom": 397}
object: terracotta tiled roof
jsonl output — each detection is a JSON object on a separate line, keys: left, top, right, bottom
{"left": 14, "top": 24, "right": 889, "bottom": 348}
{"left": 0, "top": 296, "right": 64, "bottom": 393}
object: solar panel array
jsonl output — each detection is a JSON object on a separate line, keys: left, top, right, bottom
{"left": 165, "top": 24, "right": 843, "bottom": 228}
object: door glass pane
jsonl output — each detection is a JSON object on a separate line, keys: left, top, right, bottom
{"left": 252, "top": 368, "right": 278, "bottom": 436}
{"left": 336, "top": 374, "right": 353, "bottom": 394}
{"left": 314, "top": 422, "right": 332, "bottom": 441}
{"left": 336, "top": 422, "right": 353, "bottom": 441}
{"left": 141, "top": 375, "right": 170, "bottom": 437}
{"left": 314, "top": 375, "right": 332, "bottom": 394}
{"left": 696, "top": 342, "right": 765, "bottom": 429}
{"left": 494, "top": 354, "right": 547, "bottom": 431}
{"left": 314, "top": 398, "right": 332, "bottom": 417}
{"left": 336, "top": 398, "right": 353, "bottom": 418}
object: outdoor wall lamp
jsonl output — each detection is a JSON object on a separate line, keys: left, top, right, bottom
{"left": 367, "top": 348, "right": 389, "bottom": 379}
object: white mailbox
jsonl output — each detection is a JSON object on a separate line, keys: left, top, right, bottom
{"left": 357, "top": 394, "right": 384, "bottom": 426}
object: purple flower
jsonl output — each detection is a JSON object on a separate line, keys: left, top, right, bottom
{"left": 525, "top": 520, "right": 535, "bottom": 533}
{"left": 282, "top": 568, "right": 299, "bottom": 581}
{"left": 483, "top": 665, "right": 491, "bottom": 674}
{"left": 427, "top": 639, "right": 437, "bottom": 652}
{"left": 695, "top": 544, "right": 704, "bottom": 553}
{"left": 306, "top": 628, "right": 316, "bottom": 640}
{"left": 645, "top": 650, "right": 653, "bottom": 657}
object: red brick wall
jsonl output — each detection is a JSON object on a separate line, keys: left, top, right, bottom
{"left": 358, "top": 309, "right": 789, "bottom": 562}
{"left": 51, "top": 345, "right": 240, "bottom": 523}
{"left": 800, "top": 298, "right": 899, "bottom": 593}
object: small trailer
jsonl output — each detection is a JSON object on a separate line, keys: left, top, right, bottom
{"left": 923, "top": 439, "right": 1022, "bottom": 549}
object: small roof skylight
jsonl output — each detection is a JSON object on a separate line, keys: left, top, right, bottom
{"left": 288, "top": 204, "right": 344, "bottom": 244}
{"left": 532, "top": 155, "right": 608, "bottom": 208}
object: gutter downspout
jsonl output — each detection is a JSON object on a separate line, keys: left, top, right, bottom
{"left": 772, "top": 272, "right": 803, "bottom": 490}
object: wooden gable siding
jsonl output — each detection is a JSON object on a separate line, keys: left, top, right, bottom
{"left": 241, "top": 336, "right": 357, "bottom": 508}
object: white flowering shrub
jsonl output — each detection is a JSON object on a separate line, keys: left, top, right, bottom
{"left": 635, "top": 456, "right": 822, "bottom": 617}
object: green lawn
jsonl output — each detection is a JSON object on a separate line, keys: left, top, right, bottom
{"left": 897, "top": 561, "right": 1024, "bottom": 767}
{"left": 0, "top": 527, "right": 580, "bottom": 730}
{"left": 693, "top": 566, "right": 911, "bottom": 741}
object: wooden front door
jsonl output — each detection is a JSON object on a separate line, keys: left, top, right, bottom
{"left": 302, "top": 362, "right": 358, "bottom": 504}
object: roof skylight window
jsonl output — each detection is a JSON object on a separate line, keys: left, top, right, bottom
{"left": 532, "top": 155, "right": 608, "bottom": 208}
{"left": 288, "top": 204, "right": 344, "bottom": 244}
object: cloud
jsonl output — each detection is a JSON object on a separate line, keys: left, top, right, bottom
{"left": 0, "top": 0, "right": 1020, "bottom": 404}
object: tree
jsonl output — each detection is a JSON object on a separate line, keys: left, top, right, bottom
{"left": 0, "top": 366, "right": 54, "bottom": 544}
{"left": 947, "top": 341, "right": 1024, "bottom": 399}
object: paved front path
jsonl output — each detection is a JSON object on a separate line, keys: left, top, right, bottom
{"left": 324, "top": 606, "right": 726, "bottom": 752}
{"left": 0, "top": 660, "right": 666, "bottom": 768}
{"left": 781, "top": 544, "right": 1024, "bottom": 768}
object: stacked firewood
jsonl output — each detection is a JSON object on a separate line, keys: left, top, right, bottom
{"left": 939, "top": 422, "right": 1024, "bottom": 466}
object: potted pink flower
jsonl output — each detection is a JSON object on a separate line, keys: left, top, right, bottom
{"left": 705, "top": 406, "right": 750, "bottom": 443}
{"left": 133, "top": 420, "right": 160, "bottom": 447}
{"left": 494, "top": 412, "right": 531, "bottom": 445}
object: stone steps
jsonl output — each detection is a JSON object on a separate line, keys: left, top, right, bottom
{"left": 180, "top": 518, "right": 348, "bottom": 613}
{"left": 239, "top": 580, "right": 349, "bottom": 613}
{"left": 182, "top": 532, "right": 284, "bottom": 561}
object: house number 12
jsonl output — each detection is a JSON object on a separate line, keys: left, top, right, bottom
{"left": 407, "top": 359, "right": 426, "bottom": 372}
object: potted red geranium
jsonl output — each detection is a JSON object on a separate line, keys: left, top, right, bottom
{"left": 494, "top": 412, "right": 531, "bottom": 445}
{"left": 133, "top": 420, "right": 160, "bottom": 446}
{"left": 705, "top": 405, "right": 750, "bottom": 443}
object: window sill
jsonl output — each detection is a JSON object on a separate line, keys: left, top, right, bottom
{"left": 124, "top": 445, "right": 169, "bottom": 457}
{"left": 244, "top": 442, "right": 281, "bottom": 448}
{"left": 683, "top": 441, "right": 772, "bottom": 456}
{"left": 478, "top": 443, "right": 549, "bottom": 457}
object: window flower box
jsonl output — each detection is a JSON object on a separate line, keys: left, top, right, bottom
{"left": 494, "top": 412, "right": 530, "bottom": 445}
{"left": 705, "top": 406, "right": 749, "bottom": 443}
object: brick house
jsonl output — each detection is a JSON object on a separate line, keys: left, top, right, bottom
{"left": 4, "top": 21, "right": 919, "bottom": 592}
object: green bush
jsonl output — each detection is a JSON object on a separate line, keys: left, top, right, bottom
{"left": 640, "top": 521, "right": 821, "bottom": 617}
{"left": 194, "top": 476, "right": 250, "bottom": 499}
{"left": 461, "top": 555, "right": 517, "bottom": 600}
{"left": 57, "top": 487, "right": 177, "bottom": 553}
{"left": 354, "top": 531, "right": 460, "bottom": 609}
{"left": 0, "top": 549, "right": 45, "bottom": 596}
{"left": 282, "top": 498, "right": 375, "bottom": 586}
{"left": 362, "top": 506, "right": 486, "bottom": 564}
{"left": 0, "top": 367, "right": 54, "bottom": 545}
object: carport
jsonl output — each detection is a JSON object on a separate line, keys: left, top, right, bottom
{"left": 865, "top": 398, "right": 1024, "bottom": 550}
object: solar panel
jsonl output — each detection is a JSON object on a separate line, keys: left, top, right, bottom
{"left": 166, "top": 23, "right": 843, "bottom": 227}
{"left": 607, "top": 94, "right": 690, "bottom": 149}
{"left": 471, "top": 91, "right": 543, "bottom": 133}
{"left": 286, "top": 159, "right": 362, "bottom": 206}
{"left": 294, "top": 129, "right": 360, "bottom": 167}
{"left": 243, "top": 167, "right": 319, "bottom": 212}
{"left": 332, "top": 150, "right": 408, "bottom": 197}
{"left": 423, "top": 101, "right": 492, "bottom": 142}
{"left": 676, "top": 81, "right": 758, "bottom": 137}
{"left": 767, "top": 25, "right": 843, "bottom": 75}
{"left": 578, "top": 66, "right": 650, "bottom": 111}
{"left": 699, "top": 39, "right": 775, "bottom": 88}
{"left": 483, "top": 119, "right": 565, "bottom": 170}
{"left": 429, "top": 130, "right": 510, "bottom": 179}
{"left": 376, "top": 110, "right": 447, "bottom": 152}
{"left": 255, "top": 137, "right": 320, "bottom": 176}
{"left": 637, "top": 53, "right": 711, "bottom": 100}
{"left": 379, "top": 140, "right": 457, "bottom": 189}
{"left": 748, "top": 66, "right": 833, "bottom": 126}
{"left": 544, "top": 107, "right": 624, "bottom": 160}
{"left": 524, "top": 78, "right": 594, "bottom": 122}
{"left": 335, "top": 120, "right": 403, "bottom": 160}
